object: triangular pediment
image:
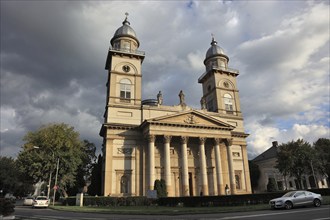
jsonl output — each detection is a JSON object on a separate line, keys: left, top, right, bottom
{"left": 145, "top": 110, "right": 235, "bottom": 130}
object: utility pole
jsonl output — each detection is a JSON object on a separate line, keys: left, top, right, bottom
{"left": 53, "top": 158, "right": 60, "bottom": 206}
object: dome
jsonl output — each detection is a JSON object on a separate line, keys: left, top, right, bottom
{"left": 114, "top": 18, "right": 137, "bottom": 38}
{"left": 110, "top": 15, "right": 140, "bottom": 47}
{"left": 205, "top": 38, "right": 225, "bottom": 59}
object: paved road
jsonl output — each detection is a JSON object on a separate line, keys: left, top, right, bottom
{"left": 15, "top": 205, "right": 330, "bottom": 220}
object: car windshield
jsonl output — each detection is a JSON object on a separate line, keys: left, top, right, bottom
{"left": 282, "top": 191, "right": 297, "bottom": 197}
{"left": 36, "top": 197, "right": 48, "bottom": 200}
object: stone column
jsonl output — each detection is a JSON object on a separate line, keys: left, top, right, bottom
{"left": 181, "top": 136, "right": 189, "bottom": 196}
{"left": 164, "top": 135, "right": 173, "bottom": 196}
{"left": 199, "top": 137, "right": 208, "bottom": 196}
{"left": 147, "top": 134, "right": 156, "bottom": 190}
{"left": 225, "top": 138, "right": 236, "bottom": 195}
{"left": 241, "top": 145, "right": 251, "bottom": 193}
{"left": 214, "top": 138, "right": 224, "bottom": 195}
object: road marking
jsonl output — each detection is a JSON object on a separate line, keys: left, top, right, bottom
{"left": 219, "top": 207, "right": 330, "bottom": 219}
{"left": 312, "top": 218, "right": 330, "bottom": 220}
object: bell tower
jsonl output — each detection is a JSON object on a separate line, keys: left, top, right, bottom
{"left": 198, "top": 37, "right": 242, "bottom": 117}
{"left": 104, "top": 13, "right": 145, "bottom": 125}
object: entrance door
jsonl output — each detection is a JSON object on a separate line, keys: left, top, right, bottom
{"left": 189, "top": 172, "right": 193, "bottom": 196}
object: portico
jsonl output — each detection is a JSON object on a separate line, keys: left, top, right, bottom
{"left": 139, "top": 110, "right": 249, "bottom": 196}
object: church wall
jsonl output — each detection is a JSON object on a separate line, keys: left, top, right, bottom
{"left": 107, "top": 107, "right": 141, "bottom": 125}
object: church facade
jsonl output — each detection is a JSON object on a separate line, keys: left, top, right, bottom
{"left": 100, "top": 15, "right": 252, "bottom": 197}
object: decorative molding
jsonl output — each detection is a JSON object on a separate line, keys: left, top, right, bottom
{"left": 214, "top": 138, "right": 220, "bottom": 145}
{"left": 184, "top": 114, "right": 198, "bottom": 124}
{"left": 117, "top": 148, "right": 133, "bottom": 155}
{"left": 232, "top": 152, "right": 240, "bottom": 157}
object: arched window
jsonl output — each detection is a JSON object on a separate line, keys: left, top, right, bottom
{"left": 224, "top": 94, "right": 234, "bottom": 113}
{"left": 120, "top": 175, "right": 128, "bottom": 193}
{"left": 120, "top": 79, "right": 131, "bottom": 101}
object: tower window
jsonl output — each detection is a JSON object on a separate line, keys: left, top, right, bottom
{"left": 120, "top": 79, "right": 131, "bottom": 101}
{"left": 224, "top": 94, "right": 234, "bottom": 113}
{"left": 123, "top": 41, "right": 131, "bottom": 52}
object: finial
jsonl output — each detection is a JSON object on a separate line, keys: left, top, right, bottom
{"left": 211, "top": 33, "right": 217, "bottom": 45}
{"left": 123, "top": 12, "right": 130, "bottom": 25}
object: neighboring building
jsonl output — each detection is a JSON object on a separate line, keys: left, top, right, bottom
{"left": 252, "top": 141, "right": 328, "bottom": 193}
{"left": 100, "top": 15, "right": 252, "bottom": 197}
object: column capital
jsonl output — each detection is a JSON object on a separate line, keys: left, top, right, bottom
{"left": 214, "top": 138, "right": 221, "bottom": 145}
{"left": 223, "top": 138, "right": 233, "bottom": 147}
{"left": 180, "top": 136, "right": 189, "bottom": 144}
{"left": 147, "top": 134, "right": 156, "bottom": 142}
{"left": 164, "top": 135, "right": 172, "bottom": 144}
{"left": 199, "top": 137, "right": 206, "bottom": 145}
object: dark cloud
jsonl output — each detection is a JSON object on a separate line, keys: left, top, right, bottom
{"left": 1, "top": 1, "right": 329, "bottom": 158}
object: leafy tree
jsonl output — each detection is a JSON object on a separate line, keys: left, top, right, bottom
{"left": 248, "top": 160, "right": 260, "bottom": 193}
{"left": 88, "top": 154, "right": 102, "bottom": 196}
{"left": 0, "top": 157, "right": 33, "bottom": 197}
{"left": 313, "top": 138, "right": 330, "bottom": 184}
{"left": 276, "top": 139, "right": 313, "bottom": 189}
{"left": 267, "top": 178, "right": 277, "bottom": 192}
{"left": 276, "top": 145, "right": 293, "bottom": 190}
{"left": 16, "top": 123, "right": 84, "bottom": 198}
{"left": 67, "top": 140, "right": 96, "bottom": 195}
{"left": 154, "top": 179, "right": 167, "bottom": 198}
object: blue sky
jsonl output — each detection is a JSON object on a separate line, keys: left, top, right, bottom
{"left": 1, "top": 1, "right": 329, "bottom": 159}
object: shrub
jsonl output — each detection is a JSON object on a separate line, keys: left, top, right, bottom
{"left": 0, "top": 198, "right": 15, "bottom": 217}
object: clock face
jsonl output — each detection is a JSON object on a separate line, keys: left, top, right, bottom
{"left": 122, "top": 65, "right": 130, "bottom": 73}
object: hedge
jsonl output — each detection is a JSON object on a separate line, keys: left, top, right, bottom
{"left": 62, "top": 196, "right": 154, "bottom": 207}
{"left": 61, "top": 188, "right": 330, "bottom": 207}
{"left": 158, "top": 188, "right": 330, "bottom": 207}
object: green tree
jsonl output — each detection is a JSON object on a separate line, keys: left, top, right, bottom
{"left": 154, "top": 179, "right": 167, "bottom": 198}
{"left": 267, "top": 178, "right": 277, "bottom": 192}
{"left": 88, "top": 154, "right": 103, "bottom": 196}
{"left": 314, "top": 138, "right": 330, "bottom": 184}
{"left": 16, "top": 123, "right": 84, "bottom": 198}
{"left": 248, "top": 160, "right": 260, "bottom": 193}
{"left": 0, "top": 157, "right": 33, "bottom": 197}
{"left": 276, "top": 139, "right": 313, "bottom": 189}
{"left": 67, "top": 140, "right": 96, "bottom": 195}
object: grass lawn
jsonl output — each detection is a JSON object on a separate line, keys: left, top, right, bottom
{"left": 51, "top": 196, "right": 330, "bottom": 215}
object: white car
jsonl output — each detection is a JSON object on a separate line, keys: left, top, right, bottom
{"left": 32, "top": 196, "right": 49, "bottom": 208}
{"left": 269, "top": 190, "right": 322, "bottom": 209}
{"left": 23, "top": 196, "right": 35, "bottom": 206}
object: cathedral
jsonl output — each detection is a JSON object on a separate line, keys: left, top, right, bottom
{"left": 100, "top": 15, "right": 252, "bottom": 197}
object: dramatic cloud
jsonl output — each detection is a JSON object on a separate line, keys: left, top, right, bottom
{"left": 1, "top": 1, "right": 329, "bottom": 159}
